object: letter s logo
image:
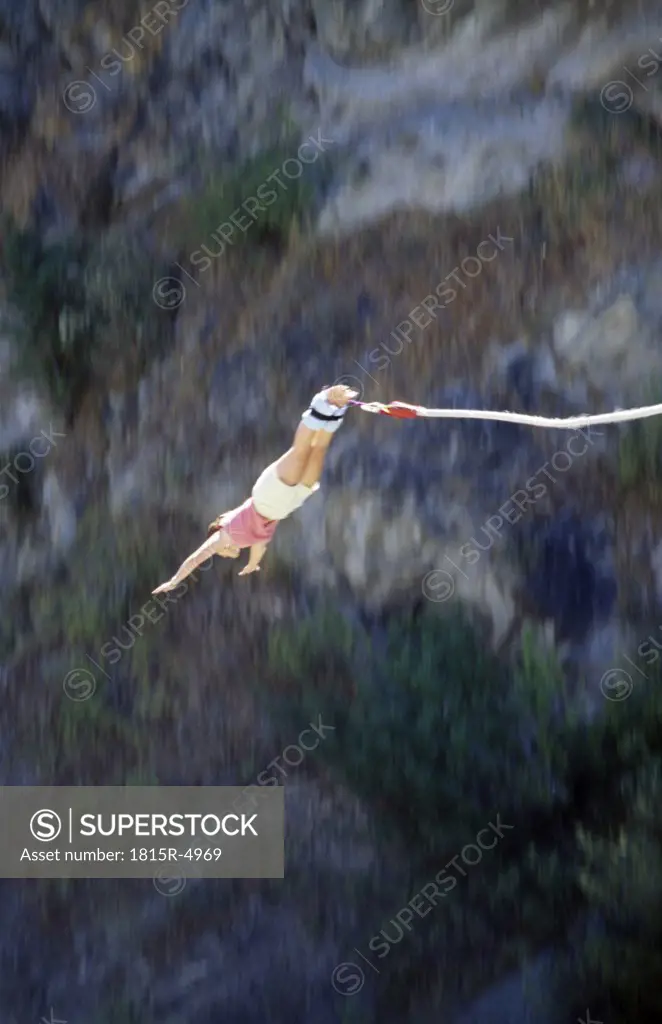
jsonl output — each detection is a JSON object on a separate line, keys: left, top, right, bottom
{"left": 30, "top": 809, "right": 62, "bottom": 842}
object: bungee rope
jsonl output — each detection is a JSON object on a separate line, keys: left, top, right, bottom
{"left": 347, "top": 399, "right": 662, "bottom": 429}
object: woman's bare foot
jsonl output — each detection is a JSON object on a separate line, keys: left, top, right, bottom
{"left": 326, "top": 384, "right": 358, "bottom": 407}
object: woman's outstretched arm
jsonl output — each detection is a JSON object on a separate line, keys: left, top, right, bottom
{"left": 238, "top": 541, "right": 268, "bottom": 576}
{"left": 152, "top": 532, "right": 237, "bottom": 594}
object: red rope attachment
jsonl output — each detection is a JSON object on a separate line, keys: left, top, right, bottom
{"left": 383, "top": 402, "right": 420, "bottom": 419}
{"left": 348, "top": 399, "right": 420, "bottom": 418}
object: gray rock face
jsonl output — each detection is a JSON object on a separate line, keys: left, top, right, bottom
{"left": 311, "top": 0, "right": 416, "bottom": 56}
{"left": 551, "top": 295, "right": 662, "bottom": 396}
{"left": 304, "top": 5, "right": 662, "bottom": 232}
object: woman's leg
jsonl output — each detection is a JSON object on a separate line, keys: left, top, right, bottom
{"left": 272, "top": 385, "right": 357, "bottom": 487}
{"left": 299, "top": 428, "right": 334, "bottom": 487}
{"left": 273, "top": 422, "right": 318, "bottom": 486}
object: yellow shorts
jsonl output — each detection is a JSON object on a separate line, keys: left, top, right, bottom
{"left": 252, "top": 463, "right": 319, "bottom": 520}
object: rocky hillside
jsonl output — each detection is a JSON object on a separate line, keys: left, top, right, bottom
{"left": 2, "top": 0, "right": 662, "bottom": 1022}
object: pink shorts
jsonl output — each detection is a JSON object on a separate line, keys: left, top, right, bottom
{"left": 208, "top": 465, "right": 319, "bottom": 550}
{"left": 217, "top": 498, "right": 278, "bottom": 549}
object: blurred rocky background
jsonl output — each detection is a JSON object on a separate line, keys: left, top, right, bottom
{"left": 2, "top": 0, "right": 662, "bottom": 1021}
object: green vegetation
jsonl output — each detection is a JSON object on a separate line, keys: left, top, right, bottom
{"left": 181, "top": 140, "right": 333, "bottom": 254}
{"left": 8, "top": 533, "right": 662, "bottom": 1020}
{"left": 0, "top": 217, "right": 173, "bottom": 421}
{"left": 269, "top": 607, "right": 573, "bottom": 846}
{"left": 618, "top": 385, "right": 662, "bottom": 496}
{"left": 0, "top": 218, "right": 91, "bottom": 417}
{"left": 32, "top": 507, "right": 167, "bottom": 650}
{"left": 23, "top": 507, "right": 180, "bottom": 782}
{"left": 567, "top": 680, "right": 662, "bottom": 1023}
{"left": 267, "top": 601, "right": 662, "bottom": 1021}
{"left": 576, "top": 760, "right": 662, "bottom": 1020}
{"left": 96, "top": 998, "right": 144, "bottom": 1024}
{"left": 571, "top": 92, "right": 662, "bottom": 159}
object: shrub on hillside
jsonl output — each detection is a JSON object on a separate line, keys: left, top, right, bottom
{"left": 268, "top": 605, "right": 571, "bottom": 847}
{"left": 618, "top": 384, "right": 662, "bottom": 497}
{"left": 182, "top": 141, "right": 332, "bottom": 254}
{"left": 572, "top": 757, "right": 662, "bottom": 1022}
{"left": 0, "top": 217, "right": 173, "bottom": 421}
{"left": 83, "top": 226, "right": 174, "bottom": 375}
{"left": 0, "top": 217, "right": 91, "bottom": 417}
